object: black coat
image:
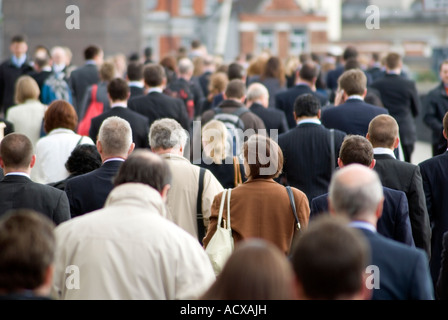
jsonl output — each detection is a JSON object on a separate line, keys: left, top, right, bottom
{"left": 69, "top": 63, "right": 100, "bottom": 114}
{"left": 423, "top": 82, "right": 448, "bottom": 155}
{"left": 249, "top": 102, "right": 289, "bottom": 136}
{"left": 0, "top": 175, "right": 70, "bottom": 225}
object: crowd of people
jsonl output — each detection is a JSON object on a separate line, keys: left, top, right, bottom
{"left": 1, "top": 33, "right": 448, "bottom": 301}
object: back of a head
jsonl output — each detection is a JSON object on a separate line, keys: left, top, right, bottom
{"left": 65, "top": 144, "right": 102, "bottom": 176}
{"left": 291, "top": 215, "right": 370, "bottom": 300}
{"left": 298, "top": 60, "right": 319, "bottom": 82}
{"left": 224, "top": 79, "right": 246, "bottom": 100}
{"left": 227, "top": 62, "right": 245, "bottom": 81}
{"left": 99, "top": 61, "right": 116, "bottom": 82}
{"left": 177, "top": 57, "right": 194, "bottom": 76}
{"left": 262, "top": 56, "right": 285, "bottom": 84}
{"left": 108, "top": 78, "right": 130, "bottom": 102}
{"left": 149, "top": 118, "right": 188, "bottom": 152}
{"left": 208, "top": 72, "right": 228, "bottom": 96}
{"left": 246, "top": 83, "right": 269, "bottom": 103}
{"left": 113, "top": 149, "right": 172, "bottom": 193}
{"left": 44, "top": 100, "right": 78, "bottom": 133}
{"left": 367, "top": 114, "right": 399, "bottom": 148}
{"left": 201, "top": 239, "right": 296, "bottom": 300}
{"left": 294, "top": 93, "right": 320, "bottom": 118}
{"left": 343, "top": 46, "right": 359, "bottom": 61}
{"left": 84, "top": 45, "right": 101, "bottom": 61}
{"left": 143, "top": 63, "right": 165, "bottom": 87}
{"left": 14, "top": 75, "right": 40, "bottom": 104}
{"left": 0, "top": 133, "right": 33, "bottom": 169}
{"left": 339, "top": 135, "right": 374, "bottom": 167}
{"left": 243, "top": 134, "right": 283, "bottom": 180}
{"left": 98, "top": 116, "right": 133, "bottom": 157}
{"left": 338, "top": 69, "right": 367, "bottom": 97}
{"left": 127, "top": 62, "right": 143, "bottom": 81}
{"left": 329, "top": 164, "right": 383, "bottom": 221}
{"left": 144, "top": 47, "right": 152, "bottom": 59}
{"left": 202, "top": 120, "right": 228, "bottom": 164}
{"left": 0, "top": 209, "right": 55, "bottom": 295}
{"left": 385, "top": 52, "right": 402, "bottom": 70}
{"left": 343, "top": 57, "right": 361, "bottom": 71}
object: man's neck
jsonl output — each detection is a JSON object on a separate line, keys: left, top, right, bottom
{"left": 153, "top": 148, "right": 183, "bottom": 157}
{"left": 249, "top": 100, "right": 267, "bottom": 108}
{"left": 4, "top": 168, "right": 31, "bottom": 176}
{"left": 296, "top": 116, "right": 319, "bottom": 123}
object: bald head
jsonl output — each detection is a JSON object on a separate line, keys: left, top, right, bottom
{"left": 367, "top": 114, "right": 399, "bottom": 149}
{"left": 329, "top": 164, "right": 384, "bottom": 221}
{"left": 246, "top": 83, "right": 269, "bottom": 108}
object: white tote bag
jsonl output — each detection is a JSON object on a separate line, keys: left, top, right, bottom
{"left": 205, "top": 188, "right": 234, "bottom": 275}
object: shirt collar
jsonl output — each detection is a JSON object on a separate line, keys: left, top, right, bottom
{"left": 349, "top": 221, "right": 377, "bottom": 233}
{"left": 103, "top": 158, "right": 125, "bottom": 164}
{"left": 147, "top": 87, "right": 163, "bottom": 94}
{"left": 128, "top": 81, "right": 144, "bottom": 88}
{"left": 297, "top": 118, "right": 321, "bottom": 126}
{"left": 111, "top": 103, "right": 127, "bottom": 109}
{"left": 85, "top": 60, "right": 96, "bottom": 65}
{"left": 346, "top": 95, "right": 364, "bottom": 101}
{"left": 11, "top": 54, "right": 27, "bottom": 68}
{"left": 373, "top": 147, "right": 396, "bottom": 159}
{"left": 5, "top": 172, "right": 30, "bottom": 179}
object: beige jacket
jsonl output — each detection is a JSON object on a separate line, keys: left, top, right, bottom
{"left": 160, "top": 153, "right": 224, "bottom": 239}
{"left": 51, "top": 183, "right": 215, "bottom": 300}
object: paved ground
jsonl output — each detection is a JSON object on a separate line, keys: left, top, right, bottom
{"left": 412, "top": 140, "right": 432, "bottom": 165}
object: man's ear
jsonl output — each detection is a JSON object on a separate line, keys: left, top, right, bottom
{"left": 293, "top": 111, "right": 298, "bottom": 121}
{"left": 96, "top": 140, "right": 103, "bottom": 154}
{"left": 317, "top": 109, "right": 321, "bottom": 119}
{"left": 443, "top": 129, "right": 447, "bottom": 141}
{"left": 30, "top": 154, "right": 36, "bottom": 169}
{"left": 127, "top": 142, "right": 135, "bottom": 155}
{"left": 337, "top": 157, "right": 344, "bottom": 169}
{"left": 369, "top": 159, "right": 376, "bottom": 169}
{"left": 393, "top": 137, "right": 400, "bottom": 149}
{"left": 0, "top": 157, "right": 4, "bottom": 169}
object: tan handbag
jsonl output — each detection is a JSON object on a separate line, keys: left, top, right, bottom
{"left": 233, "top": 156, "right": 243, "bottom": 187}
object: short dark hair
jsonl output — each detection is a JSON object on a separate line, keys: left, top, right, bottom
{"left": 367, "top": 114, "right": 399, "bottom": 148}
{"left": 143, "top": 63, "right": 166, "bottom": 87}
{"left": 0, "top": 209, "right": 55, "bottom": 293}
{"left": 298, "top": 60, "right": 319, "bottom": 82}
{"left": 127, "top": 62, "right": 143, "bottom": 81}
{"left": 291, "top": 215, "right": 369, "bottom": 300}
{"left": 338, "top": 69, "right": 367, "bottom": 96}
{"left": 108, "top": 78, "right": 130, "bottom": 101}
{"left": 65, "top": 144, "right": 102, "bottom": 175}
{"left": 144, "top": 46, "right": 152, "bottom": 58}
{"left": 114, "top": 150, "right": 172, "bottom": 192}
{"left": 225, "top": 79, "right": 246, "bottom": 99}
{"left": 385, "top": 52, "right": 401, "bottom": 70}
{"left": 11, "top": 34, "right": 27, "bottom": 44}
{"left": 339, "top": 135, "right": 374, "bottom": 167}
{"left": 344, "top": 57, "right": 361, "bottom": 71}
{"left": 227, "top": 62, "right": 245, "bottom": 81}
{"left": 44, "top": 100, "right": 78, "bottom": 133}
{"left": 84, "top": 45, "right": 101, "bottom": 61}
{"left": 0, "top": 133, "right": 33, "bottom": 169}
{"left": 294, "top": 93, "right": 320, "bottom": 117}
{"left": 343, "top": 46, "right": 358, "bottom": 61}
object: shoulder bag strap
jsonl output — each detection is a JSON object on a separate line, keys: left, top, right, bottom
{"left": 226, "top": 188, "right": 232, "bottom": 230}
{"left": 197, "top": 167, "right": 206, "bottom": 244}
{"left": 233, "top": 156, "right": 242, "bottom": 187}
{"left": 217, "top": 189, "right": 228, "bottom": 229}
{"left": 330, "top": 129, "right": 335, "bottom": 175}
{"left": 286, "top": 186, "right": 301, "bottom": 230}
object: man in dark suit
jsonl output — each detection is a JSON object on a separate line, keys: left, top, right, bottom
{"left": 329, "top": 164, "right": 434, "bottom": 300}
{"left": 0, "top": 35, "right": 34, "bottom": 116}
{"left": 65, "top": 116, "right": 135, "bottom": 218}
{"left": 366, "top": 52, "right": 385, "bottom": 82}
{"left": 128, "top": 63, "right": 190, "bottom": 131}
{"left": 246, "top": 82, "right": 288, "bottom": 136}
{"left": 311, "top": 135, "right": 414, "bottom": 247}
{"left": 278, "top": 94, "right": 346, "bottom": 203}
{"left": 367, "top": 114, "right": 431, "bottom": 258}
{"left": 326, "top": 45, "right": 359, "bottom": 92}
{"left": 437, "top": 231, "right": 448, "bottom": 299}
{"left": 275, "top": 60, "right": 328, "bottom": 129}
{"left": 126, "top": 61, "right": 144, "bottom": 99}
{"left": 321, "top": 68, "right": 388, "bottom": 136}
{"left": 69, "top": 45, "right": 103, "bottom": 115}
{"left": 423, "top": 59, "right": 448, "bottom": 157}
{"left": 419, "top": 111, "right": 448, "bottom": 291}
{"left": 370, "top": 52, "right": 421, "bottom": 163}
{"left": 89, "top": 78, "right": 149, "bottom": 149}
{"left": 0, "top": 133, "right": 70, "bottom": 225}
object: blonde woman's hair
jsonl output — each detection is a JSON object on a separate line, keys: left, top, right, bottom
{"left": 14, "top": 75, "right": 40, "bottom": 104}
{"left": 202, "top": 120, "right": 228, "bottom": 164}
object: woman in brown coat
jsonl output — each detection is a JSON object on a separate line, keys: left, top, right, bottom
{"left": 202, "top": 134, "right": 309, "bottom": 255}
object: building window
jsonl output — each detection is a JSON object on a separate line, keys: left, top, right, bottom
{"left": 290, "top": 29, "right": 307, "bottom": 55}
{"left": 180, "top": 0, "right": 194, "bottom": 16}
{"left": 256, "top": 29, "right": 275, "bottom": 54}
{"left": 205, "top": 0, "right": 219, "bottom": 15}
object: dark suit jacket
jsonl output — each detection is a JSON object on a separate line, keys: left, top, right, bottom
{"left": 423, "top": 82, "right": 448, "bottom": 155}
{"left": 373, "top": 153, "right": 431, "bottom": 257}
{"left": 128, "top": 91, "right": 190, "bottom": 131}
{"left": 311, "top": 187, "right": 414, "bottom": 246}
{"left": 65, "top": 160, "right": 123, "bottom": 218}
{"left": 419, "top": 151, "right": 448, "bottom": 288}
{"left": 321, "top": 99, "right": 388, "bottom": 136}
{"left": 0, "top": 175, "right": 70, "bottom": 225}
{"left": 357, "top": 227, "right": 434, "bottom": 300}
{"left": 88, "top": 106, "right": 149, "bottom": 149}
{"left": 249, "top": 102, "right": 289, "bottom": 136}
{"left": 129, "top": 85, "right": 144, "bottom": 99}
{"left": 275, "top": 84, "right": 328, "bottom": 129}
{"left": 69, "top": 63, "right": 100, "bottom": 113}
{"left": 278, "top": 123, "right": 346, "bottom": 203}
{"left": 437, "top": 231, "right": 448, "bottom": 300}
{"left": 370, "top": 74, "right": 421, "bottom": 146}
{"left": 326, "top": 65, "right": 344, "bottom": 91}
